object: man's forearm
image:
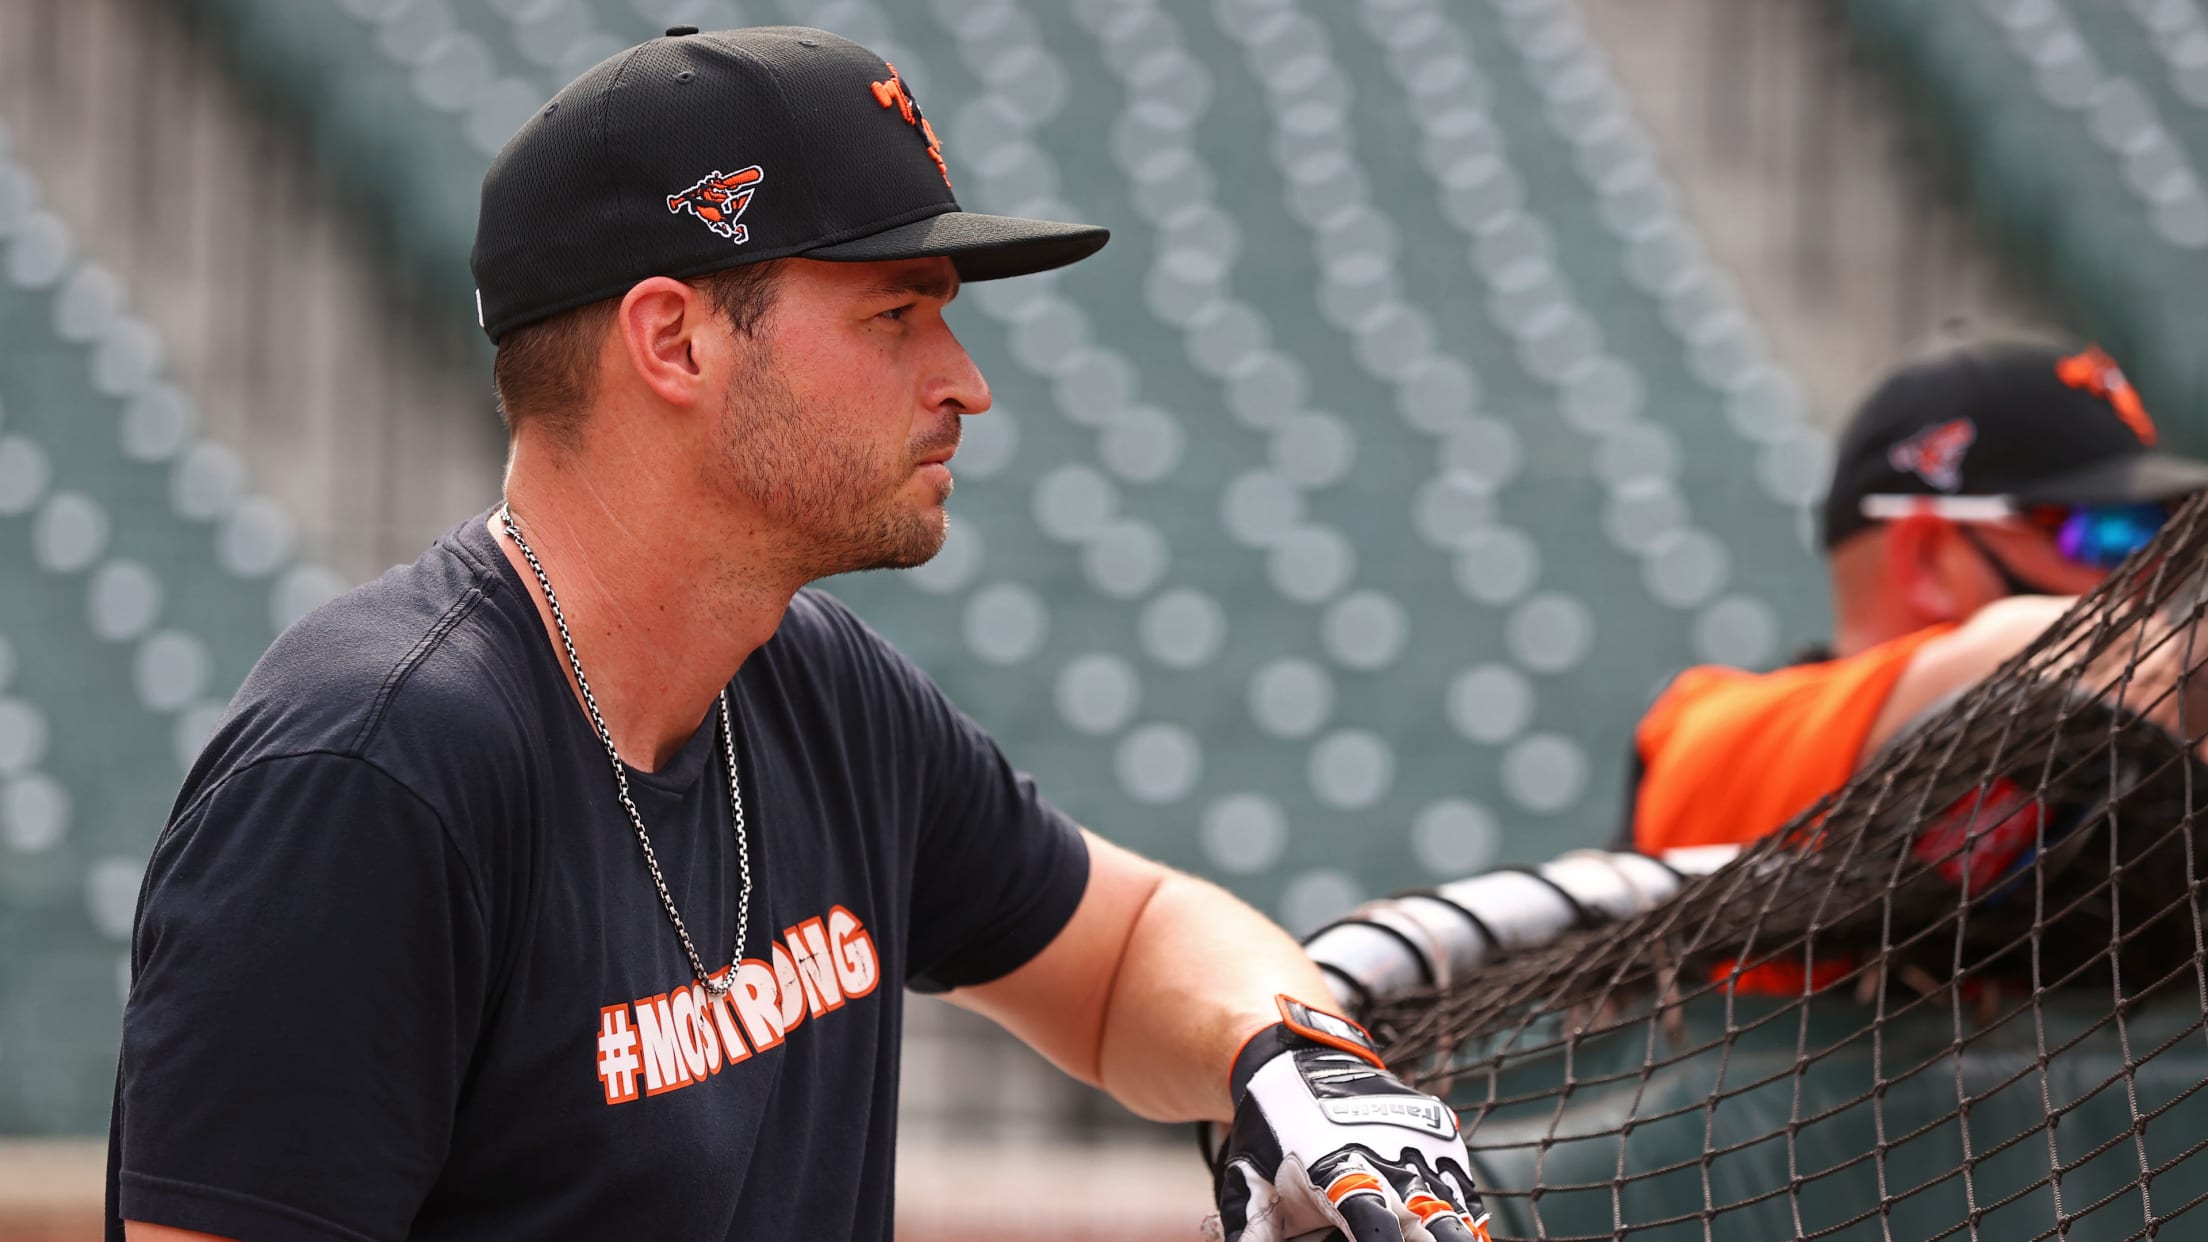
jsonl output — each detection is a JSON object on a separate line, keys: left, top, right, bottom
{"left": 1093, "top": 870, "right": 1337, "bottom": 1123}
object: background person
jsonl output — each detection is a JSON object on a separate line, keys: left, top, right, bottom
{"left": 1627, "top": 341, "right": 2208, "bottom": 855}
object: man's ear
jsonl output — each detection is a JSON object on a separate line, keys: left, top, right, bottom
{"left": 613, "top": 277, "right": 711, "bottom": 409}
{"left": 1885, "top": 513, "right": 1969, "bottom": 624}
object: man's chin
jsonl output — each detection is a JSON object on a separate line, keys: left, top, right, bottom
{"left": 886, "top": 512, "right": 951, "bottom": 569}
{"left": 836, "top": 509, "right": 948, "bottom": 575}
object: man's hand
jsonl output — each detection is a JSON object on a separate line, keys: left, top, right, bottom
{"left": 1206, "top": 998, "right": 1488, "bottom": 1242}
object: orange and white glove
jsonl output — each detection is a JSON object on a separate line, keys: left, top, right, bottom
{"left": 1205, "top": 997, "right": 1489, "bottom": 1242}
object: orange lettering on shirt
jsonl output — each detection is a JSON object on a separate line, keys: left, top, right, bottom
{"left": 771, "top": 941, "right": 808, "bottom": 1035}
{"left": 704, "top": 969, "right": 752, "bottom": 1067}
{"left": 828, "top": 905, "right": 881, "bottom": 999}
{"left": 594, "top": 905, "right": 878, "bottom": 1105}
{"left": 728, "top": 958, "right": 786, "bottom": 1054}
{"left": 785, "top": 918, "right": 846, "bottom": 1017}
{"left": 632, "top": 992, "right": 695, "bottom": 1096}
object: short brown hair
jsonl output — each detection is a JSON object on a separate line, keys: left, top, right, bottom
{"left": 492, "top": 261, "right": 785, "bottom": 444}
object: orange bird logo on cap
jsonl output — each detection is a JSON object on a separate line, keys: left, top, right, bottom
{"left": 667, "top": 165, "right": 764, "bottom": 244}
{"left": 871, "top": 63, "right": 949, "bottom": 187}
{"left": 2056, "top": 345, "right": 2157, "bottom": 447}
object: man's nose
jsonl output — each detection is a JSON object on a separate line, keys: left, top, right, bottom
{"left": 933, "top": 324, "right": 991, "bottom": 416}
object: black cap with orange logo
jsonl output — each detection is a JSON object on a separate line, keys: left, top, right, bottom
{"left": 469, "top": 25, "right": 1109, "bottom": 342}
{"left": 1820, "top": 341, "right": 2208, "bottom": 548}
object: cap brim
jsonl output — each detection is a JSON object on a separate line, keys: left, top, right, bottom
{"left": 2010, "top": 452, "right": 2208, "bottom": 507}
{"left": 803, "top": 210, "right": 1108, "bottom": 281}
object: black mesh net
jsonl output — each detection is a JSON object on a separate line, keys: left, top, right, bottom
{"left": 1366, "top": 494, "right": 2208, "bottom": 1241}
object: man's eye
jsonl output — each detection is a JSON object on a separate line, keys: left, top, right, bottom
{"left": 879, "top": 304, "right": 912, "bottom": 322}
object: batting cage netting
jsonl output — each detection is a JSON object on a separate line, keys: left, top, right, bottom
{"left": 1307, "top": 493, "right": 2208, "bottom": 1240}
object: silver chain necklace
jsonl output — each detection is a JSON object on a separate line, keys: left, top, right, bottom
{"left": 498, "top": 504, "right": 753, "bottom": 998}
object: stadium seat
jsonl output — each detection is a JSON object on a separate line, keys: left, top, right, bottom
{"left": 1847, "top": 0, "right": 2208, "bottom": 452}
{"left": 1462, "top": 992, "right": 2208, "bottom": 1239}
{"left": 0, "top": 140, "right": 342, "bottom": 1135}
{"left": 191, "top": 0, "right": 525, "bottom": 317}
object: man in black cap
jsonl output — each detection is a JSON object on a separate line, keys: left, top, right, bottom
{"left": 108, "top": 27, "right": 1482, "bottom": 1242}
{"left": 1627, "top": 340, "right": 2208, "bottom": 857}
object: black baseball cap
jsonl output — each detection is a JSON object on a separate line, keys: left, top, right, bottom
{"left": 469, "top": 25, "right": 1109, "bottom": 342}
{"left": 1820, "top": 341, "right": 2208, "bottom": 548}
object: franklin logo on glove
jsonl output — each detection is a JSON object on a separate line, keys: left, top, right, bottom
{"left": 1317, "top": 1097, "right": 1456, "bottom": 1137}
{"left": 1206, "top": 996, "right": 1490, "bottom": 1242}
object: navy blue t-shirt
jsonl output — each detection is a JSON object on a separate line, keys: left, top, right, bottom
{"left": 107, "top": 512, "right": 1090, "bottom": 1241}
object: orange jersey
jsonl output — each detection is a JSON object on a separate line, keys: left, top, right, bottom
{"left": 1631, "top": 625, "right": 1955, "bottom": 853}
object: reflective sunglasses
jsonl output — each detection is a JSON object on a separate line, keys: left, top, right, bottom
{"left": 1859, "top": 494, "right": 2170, "bottom": 570}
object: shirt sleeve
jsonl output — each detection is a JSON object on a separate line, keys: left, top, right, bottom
{"left": 901, "top": 687, "right": 1092, "bottom": 992}
{"left": 803, "top": 604, "right": 1090, "bottom": 993}
{"left": 114, "top": 752, "right": 490, "bottom": 1242}
{"left": 1631, "top": 637, "right": 1939, "bottom": 852}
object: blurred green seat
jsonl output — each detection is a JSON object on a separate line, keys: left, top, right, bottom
{"left": 1461, "top": 993, "right": 2208, "bottom": 1239}
{"left": 193, "top": 0, "right": 519, "bottom": 323}
{"left": 0, "top": 277, "right": 294, "bottom": 691}
{"left": 0, "top": 188, "right": 340, "bottom": 1135}
{"left": 1848, "top": 0, "right": 2208, "bottom": 455}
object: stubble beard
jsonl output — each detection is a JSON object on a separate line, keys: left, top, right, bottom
{"left": 716, "top": 361, "right": 952, "bottom": 585}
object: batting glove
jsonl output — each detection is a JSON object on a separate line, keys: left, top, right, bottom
{"left": 1206, "top": 996, "right": 1489, "bottom": 1242}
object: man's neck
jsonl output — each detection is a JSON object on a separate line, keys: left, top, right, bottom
{"left": 1830, "top": 620, "right": 1887, "bottom": 661}
{"left": 1832, "top": 611, "right": 1945, "bottom": 659}
{"left": 490, "top": 470, "right": 797, "bottom": 773}
{"left": 1829, "top": 540, "right": 1940, "bottom": 660}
